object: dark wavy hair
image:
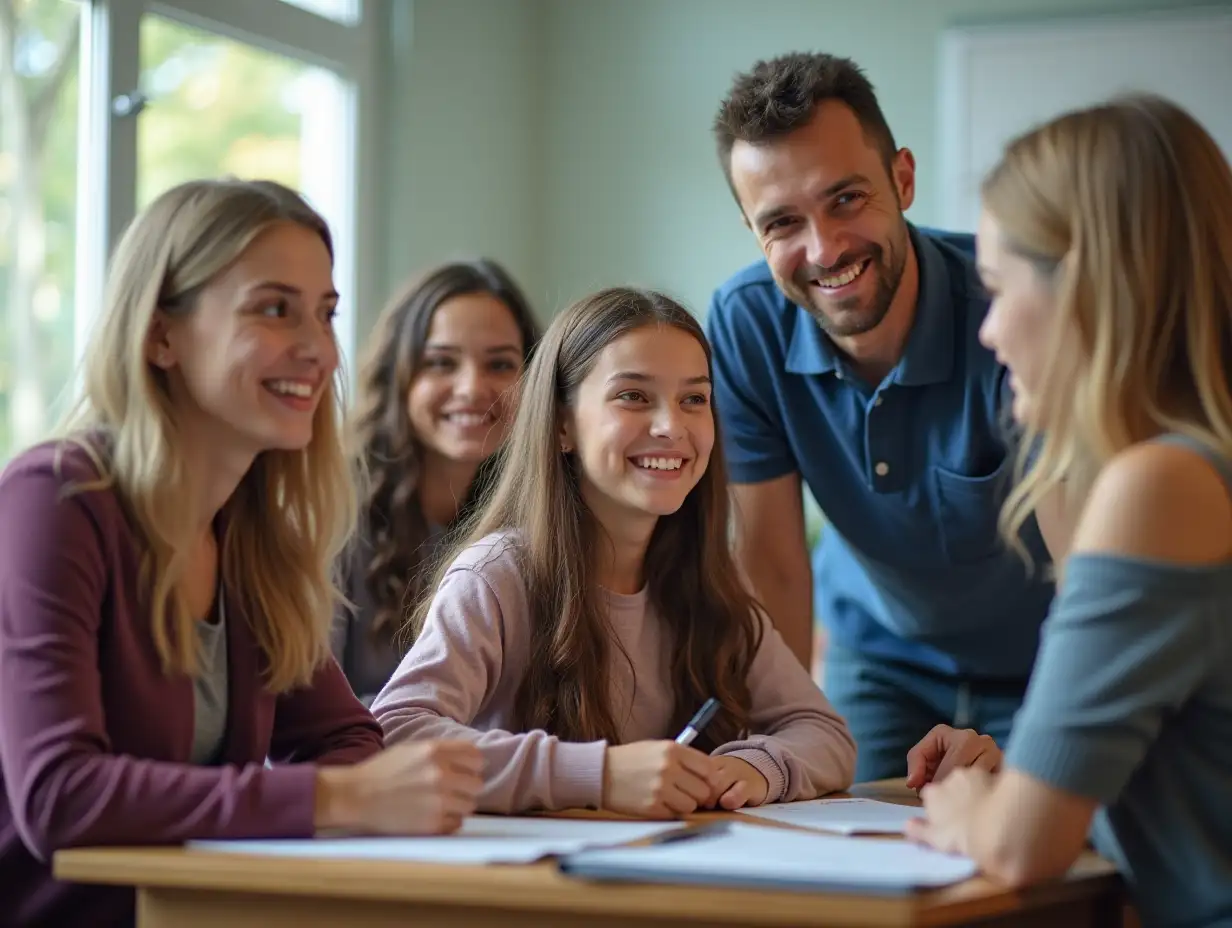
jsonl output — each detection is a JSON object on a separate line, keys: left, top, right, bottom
{"left": 412, "top": 288, "right": 764, "bottom": 750}
{"left": 352, "top": 258, "right": 541, "bottom": 639}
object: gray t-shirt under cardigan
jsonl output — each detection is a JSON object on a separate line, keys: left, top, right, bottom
{"left": 1005, "top": 432, "right": 1232, "bottom": 928}
{"left": 189, "top": 592, "right": 229, "bottom": 766}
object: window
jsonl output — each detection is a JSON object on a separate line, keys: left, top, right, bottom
{"left": 278, "top": 0, "right": 360, "bottom": 27}
{"left": 0, "top": 0, "right": 377, "bottom": 464}
{"left": 0, "top": 0, "right": 83, "bottom": 457}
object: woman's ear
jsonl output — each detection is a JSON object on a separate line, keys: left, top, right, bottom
{"left": 145, "top": 310, "right": 176, "bottom": 370}
{"left": 558, "top": 413, "right": 575, "bottom": 454}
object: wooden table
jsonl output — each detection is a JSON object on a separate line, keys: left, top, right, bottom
{"left": 54, "top": 780, "right": 1125, "bottom": 928}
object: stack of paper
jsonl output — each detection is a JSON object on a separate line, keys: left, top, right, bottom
{"left": 188, "top": 816, "right": 686, "bottom": 865}
{"left": 739, "top": 797, "right": 922, "bottom": 835}
{"left": 558, "top": 821, "right": 977, "bottom": 894}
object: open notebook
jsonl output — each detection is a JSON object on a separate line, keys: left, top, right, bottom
{"left": 558, "top": 821, "right": 978, "bottom": 895}
{"left": 739, "top": 797, "right": 923, "bottom": 835}
{"left": 188, "top": 816, "right": 686, "bottom": 866}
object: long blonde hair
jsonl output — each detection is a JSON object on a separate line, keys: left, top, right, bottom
{"left": 984, "top": 94, "right": 1232, "bottom": 554}
{"left": 58, "top": 178, "right": 357, "bottom": 692}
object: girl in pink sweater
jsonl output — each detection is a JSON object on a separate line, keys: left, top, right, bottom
{"left": 371, "top": 288, "right": 857, "bottom": 818}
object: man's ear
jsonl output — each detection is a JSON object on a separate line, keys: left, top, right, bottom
{"left": 146, "top": 310, "right": 176, "bottom": 370}
{"left": 891, "top": 147, "right": 917, "bottom": 213}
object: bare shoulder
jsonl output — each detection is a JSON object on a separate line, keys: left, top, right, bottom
{"left": 1071, "top": 439, "right": 1232, "bottom": 564}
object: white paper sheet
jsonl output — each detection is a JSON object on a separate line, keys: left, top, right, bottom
{"left": 187, "top": 816, "right": 685, "bottom": 865}
{"left": 738, "top": 797, "right": 922, "bottom": 835}
{"left": 560, "top": 821, "right": 977, "bottom": 892}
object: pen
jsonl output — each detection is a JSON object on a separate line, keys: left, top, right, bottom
{"left": 675, "top": 697, "right": 721, "bottom": 746}
{"left": 643, "top": 821, "right": 730, "bottom": 845}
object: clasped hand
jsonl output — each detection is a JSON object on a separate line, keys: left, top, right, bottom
{"left": 603, "top": 741, "right": 770, "bottom": 818}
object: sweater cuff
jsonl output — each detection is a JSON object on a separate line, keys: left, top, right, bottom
{"left": 720, "top": 748, "right": 786, "bottom": 804}
{"left": 550, "top": 740, "right": 608, "bottom": 810}
{"left": 255, "top": 762, "right": 320, "bottom": 837}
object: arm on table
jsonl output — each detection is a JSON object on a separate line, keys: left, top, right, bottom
{"left": 712, "top": 612, "right": 856, "bottom": 804}
{"left": 911, "top": 441, "right": 1232, "bottom": 884}
{"left": 370, "top": 564, "right": 606, "bottom": 814}
{"left": 0, "top": 465, "right": 320, "bottom": 861}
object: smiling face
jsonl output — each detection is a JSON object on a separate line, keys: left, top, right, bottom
{"left": 975, "top": 209, "right": 1065, "bottom": 428}
{"left": 407, "top": 292, "right": 527, "bottom": 467}
{"left": 561, "top": 324, "right": 714, "bottom": 536}
{"left": 151, "top": 220, "right": 339, "bottom": 456}
{"left": 729, "top": 100, "right": 914, "bottom": 339}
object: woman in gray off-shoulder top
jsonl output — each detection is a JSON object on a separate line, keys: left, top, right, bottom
{"left": 906, "top": 95, "right": 1232, "bottom": 928}
{"left": 336, "top": 258, "right": 541, "bottom": 703}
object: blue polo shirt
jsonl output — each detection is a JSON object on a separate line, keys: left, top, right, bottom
{"left": 705, "top": 225, "right": 1054, "bottom": 680}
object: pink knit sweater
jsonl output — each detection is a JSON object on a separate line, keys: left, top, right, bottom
{"left": 371, "top": 532, "right": 857, "bottom": 813}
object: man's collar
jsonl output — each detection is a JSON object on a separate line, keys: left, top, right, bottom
{"left": 784, "top": 224, "right": 956, "bottom": 385}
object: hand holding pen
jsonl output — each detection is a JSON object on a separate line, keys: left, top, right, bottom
{"left": 678, "top": 698, "right": 771, "bottom": 810}
{"left": 601, "top": 698, "right": 724, "bottom": 819}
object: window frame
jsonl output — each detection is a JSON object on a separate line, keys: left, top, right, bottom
{"left": 76, "top": 0, "right": 381, "bottom": 374}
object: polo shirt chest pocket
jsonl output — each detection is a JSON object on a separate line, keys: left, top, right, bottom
{"left": 931, "top": 458, "right": 1011, "bottom": 563}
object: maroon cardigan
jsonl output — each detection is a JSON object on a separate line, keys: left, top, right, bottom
{"left": 0, "top": 441, "right": 383, "bottom": 927}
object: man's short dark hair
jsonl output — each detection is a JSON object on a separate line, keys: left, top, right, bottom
{"left": 713, "top": 52, "right": 898, "bottom": 200}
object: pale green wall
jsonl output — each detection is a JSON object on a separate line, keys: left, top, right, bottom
{"left": 377, "top": 0, "right": 1225, "bottom": 335}
{"left": 376, "top": 0, "right": 545, "bottom": 327}
{"left": 540, "top": 0, "right": 1228, "bottom": 316}
{"left": 374, "top": 0, "right": 1223, "bottom": 543}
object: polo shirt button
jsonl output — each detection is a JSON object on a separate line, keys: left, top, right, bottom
{"left": 835, "top": 370, "right": 844, "bottom": 380}
{"left": 875, "top": 461, "right": 889, "bottom": 477}
{"left": 874, "top": 395, "right": 883, "bottom": 406}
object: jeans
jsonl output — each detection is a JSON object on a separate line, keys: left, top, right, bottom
{"left": 822, "top": 643, "right": 1027, "bottom": 783}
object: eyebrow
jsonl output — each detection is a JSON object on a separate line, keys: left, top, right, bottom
{"left": 251, "top": 281, "right": 340, "bottom": 301}
{"left": 751, "top": 173, "right": 873, "bottom": 229}
{"left": 607, "top": 371, "right": 711, "bottom": 386}
{"left": 423, "top": 342, "right": 522, "bottom": 354}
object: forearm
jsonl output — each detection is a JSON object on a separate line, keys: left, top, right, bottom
{"left": 10, "top": 753, "right": 317, "bottom": 861}
{"left": 715, "top": 692, "right": 857, "bottom": 801}
{"left": 374, "top": 702, "right": 605, "bottom": 813}
{"left": 742, "top": 561, "right": 813, "bottom": 669}
{"left": 714, "top": 721, "right": 855, "bottom": 802}
{"left": 966, "top": 771, "right": 1092, "bottom": 887}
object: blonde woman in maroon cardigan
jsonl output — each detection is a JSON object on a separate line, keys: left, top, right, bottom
{"left": 0, "top": 178, "right": 481, "bottom": 928}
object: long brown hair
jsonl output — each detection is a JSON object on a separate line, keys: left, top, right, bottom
{"left": 351, "top": 258, "right": 540, "bottom": 639}
{"left": 413, "top": 288, "right": 764, "bottom": 749}
{"left": 983, "top": 95, "right": 1232, "bottom": 558}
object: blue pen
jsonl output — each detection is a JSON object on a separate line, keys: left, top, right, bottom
{"left": 675, "top": 698, "right": 721, "bottom": 746}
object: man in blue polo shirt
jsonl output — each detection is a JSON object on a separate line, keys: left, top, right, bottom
{"left": 705, "top": 51, "right": 1059, "bottom": 781}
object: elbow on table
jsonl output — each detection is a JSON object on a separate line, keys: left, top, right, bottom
{"left": 811, "top": 716, "right": 858, "bottom": 795}
{"left": 788, "top": 735, "right": 857, "bottom": 800}
{"left": 981, "top": 839, "right": 1077, "bottom": 890}
{"left": 832, "top": 738, "right": 858, "bottom": 793}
